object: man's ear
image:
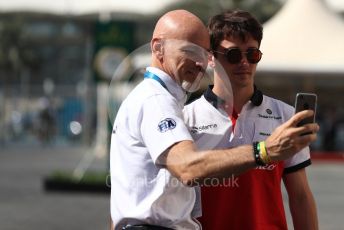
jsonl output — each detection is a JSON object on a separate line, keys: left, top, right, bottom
{"left": 151, "top": 38, "right": 164, "bottom": 60}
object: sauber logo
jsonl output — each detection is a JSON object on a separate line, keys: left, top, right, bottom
{"left": 258, "top": 114, "right": 282, "bottom": 120}
{"left": 258, "top": 108, "right": 281, "bottom": 120}
{"left": 190, "top": 124, "right": 217, "bottom": 133}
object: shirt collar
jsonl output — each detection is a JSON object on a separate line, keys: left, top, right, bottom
{"left": 203, "top": 85, "right": 225, "bottom": 109}
{"left": 146, "top": 67, "right": 187, "bottom": 104}
{"left": 204, "top": 85, "right": 260, "bottom": 112}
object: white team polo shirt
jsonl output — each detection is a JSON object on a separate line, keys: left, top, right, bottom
{"left": 183, "top": 87, "right": 311, "bottom": 172}
{"left": 183, "top": 87, "right": 311, "bottom": 229}
{"left": 110, "top": 67, "right": 201, "bottom": 229}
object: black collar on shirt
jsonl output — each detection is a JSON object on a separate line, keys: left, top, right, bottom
{"left": 204, "top": 85, "right": 263, "bottom": 109}
{"left": 204, "top": 85, "right": 225, "bottom": 109}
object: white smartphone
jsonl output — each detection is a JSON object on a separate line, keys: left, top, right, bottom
{"left": 294, "top": 93, "right": 317, "bottom": 128}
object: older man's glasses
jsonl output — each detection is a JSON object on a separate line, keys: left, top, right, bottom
{"left": 213, "top": 47, "right": 262, "bottom": 64}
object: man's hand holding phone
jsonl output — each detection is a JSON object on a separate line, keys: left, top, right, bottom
{"left": 294, "top": 93, "right": 317, "bottom": 134}
{"left": 263, "top": 93, "right": 319, "bottom": 162}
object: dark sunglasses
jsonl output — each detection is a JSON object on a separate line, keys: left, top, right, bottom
{"left": 213, "top": 47, "right": 263, "bottom": 64}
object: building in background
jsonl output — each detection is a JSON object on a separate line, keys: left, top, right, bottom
{"left": 257, "top": 0, "right": 344, "bottom": 151}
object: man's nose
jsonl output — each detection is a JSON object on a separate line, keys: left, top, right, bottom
{"left": 239, "top": 54, "right": 249, "bottom": 65}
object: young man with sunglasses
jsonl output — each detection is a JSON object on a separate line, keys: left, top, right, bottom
{"left": 183, "top": 10, "right": 319, "bottom": 230}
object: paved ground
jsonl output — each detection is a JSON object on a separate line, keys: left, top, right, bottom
{"left": 0, "top": 145, "right": 109, "bottom": 230}
{"left": 0, "top": 145, "right": 343, "bottom": 230}
{"left": 283, "top": 161, "right": 344, "bottom": 230}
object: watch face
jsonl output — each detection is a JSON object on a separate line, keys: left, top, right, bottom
{"left": 94, "top": 47, "right": 131, "bottom": 81}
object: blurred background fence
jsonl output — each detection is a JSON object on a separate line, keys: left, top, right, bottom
{"left": 0, "top": 84, "right": 95, "bottom": 147}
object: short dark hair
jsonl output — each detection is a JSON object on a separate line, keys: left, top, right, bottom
{"left": 207, "top": 10, "right": 263, "bottom": 51}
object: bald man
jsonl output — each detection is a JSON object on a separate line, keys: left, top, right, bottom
{"left": 110, "top": 10, "right": 319, "bottom": 230}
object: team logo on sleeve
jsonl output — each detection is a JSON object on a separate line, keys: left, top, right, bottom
{"left": 158, "top": 118, "right": 176, "bottom": 132}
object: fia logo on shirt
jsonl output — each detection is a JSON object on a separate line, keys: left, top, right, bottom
{"left": 158, "top": 118, "right": 176, "bottom": 133}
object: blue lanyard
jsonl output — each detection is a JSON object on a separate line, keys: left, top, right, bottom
{"left": 144, "top": 71, "right": 168, "bottom": 92}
